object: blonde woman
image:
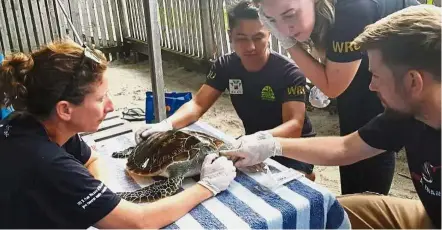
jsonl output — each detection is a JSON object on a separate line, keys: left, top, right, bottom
{"left": 249, "top": 0, "right": 420, "bottom": 196}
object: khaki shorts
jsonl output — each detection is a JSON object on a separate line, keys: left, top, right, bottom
{"left": 337, "top": 193, "right": 434, "bottom": 229}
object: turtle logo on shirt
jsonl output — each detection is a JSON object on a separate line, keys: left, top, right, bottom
{"left": 261, "top": 86, "right": 275, "bottom": 101}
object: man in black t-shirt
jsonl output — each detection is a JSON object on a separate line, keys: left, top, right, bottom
{"left": 322, "top": 0, "right": 420, "bottom": 196}
{"left": 135, "top": 1, "right": 316, "bottom": 180}
{"left": 205, "top": 51, "right": 314, "bottom": 139}
{"left": 223, "top": 5, "right": 441, "bottom": 228}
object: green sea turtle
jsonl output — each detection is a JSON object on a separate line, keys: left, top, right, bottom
{"left": 111, "top": 129, "right": 265, "bottom": 203}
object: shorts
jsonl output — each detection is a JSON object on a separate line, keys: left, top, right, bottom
{"left": 337, "top": 193, "right": 435, "bottom": 229}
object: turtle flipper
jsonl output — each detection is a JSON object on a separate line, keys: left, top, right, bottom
{"left": 241, "top": 162, "right": 268, "bottom": 173}
{"left": 112, "top": 147, "right": 135, "bottom": 158}
{"left": 116, "top": 176, "right": 185, "bottom": 203}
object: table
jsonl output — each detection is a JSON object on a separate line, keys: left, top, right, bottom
{"left": 82, "top": 112, "right": 351, "bottom": 229}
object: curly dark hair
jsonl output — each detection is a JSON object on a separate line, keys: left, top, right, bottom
{"left": 0, "top": 39, "right": 108, "bottom": 119}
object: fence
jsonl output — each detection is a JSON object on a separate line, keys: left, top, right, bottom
{"left": 1, "top": 0, "right": 439, "bottom": 67}
{"left": 0, "top": 0, "right": 126, "bottom": 60}
{"left": 124, "top": 0, "right": 233, "bottom": 61}
{"left": 0, "top": 0, "right": 287, "bottom": 65}
{"left": 124, "top": 0, "right": 286, "bottom": 67}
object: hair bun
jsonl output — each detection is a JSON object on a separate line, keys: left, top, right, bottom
{"left": 0, "top": 53, "right": 34, "bottom": 109}
{"left": 2, "top": 53, "right": 34, "bottom": 77}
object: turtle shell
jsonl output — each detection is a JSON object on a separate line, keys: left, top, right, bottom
{"left": 126, "top": 130, "right": 225, "bottom": 177}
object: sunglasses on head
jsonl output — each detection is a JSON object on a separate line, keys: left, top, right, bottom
{"left": 55, "top": 0, "right": 104, "bottom": 101}
{"left": 59, "top": 45, "right": 103, "bottom": 101}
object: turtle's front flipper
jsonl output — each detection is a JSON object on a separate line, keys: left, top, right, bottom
{"left": 112, "top": 147, "right": 135, "bottom": 158}
{"left": 116, "top": 176, "right": 185, "bottom": 203}
{"left": 241, "top": 162, "right": 268, "bottom": 173}
{"left": 220, "top": 152, "right": 268, "bottom": 173}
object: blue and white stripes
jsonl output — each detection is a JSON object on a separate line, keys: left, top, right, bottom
{"left": 96, "top": 124, "right": 351, "bottom": 229}
{"left": 161, "top": 160, "right": 350, "bottom": 229}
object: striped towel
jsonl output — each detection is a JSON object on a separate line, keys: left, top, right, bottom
{"left": 164, "top": 159, "right": 351, "bottom": 229}
{"left": 89, "top": 121, "right": 351, "bottom": 229}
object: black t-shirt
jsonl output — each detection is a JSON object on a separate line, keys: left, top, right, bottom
{"left": 205, "top": 51, "right": 314, "bottom": 136}
{"left": 0, "top": 112, "right": 120, "bottom": 228}
{"left": 326, "top": 0, "right": 419, "bottom": 135}
{"left": 358, "top": 113, "right": 441, "bottom": 228}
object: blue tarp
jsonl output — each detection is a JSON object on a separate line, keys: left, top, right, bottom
{"left": 145, "top": 91, "right": 192, "bottom": 123}
{"left": 0, "top": 54, "right": 13, "bottom": 120}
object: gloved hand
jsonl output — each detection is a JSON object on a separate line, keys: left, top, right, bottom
{"left": 198, "top": 153, "right": 236, "bottom": 196}
{"left": 309, "top": 86, "right": 331, "bottom": 108}
{"left": 221, "top": 131, "right": 283, "bottom": 168}
{"left": 258, "top": 7, "right": 297, "bottom": 50}
{"left": 134, "top": 119, "right": 174, "bottom": 144}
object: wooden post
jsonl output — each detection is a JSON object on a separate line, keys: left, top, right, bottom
{"left": 0, "top": 0, "right": 11, "bottom": 54}
{"left": 116, "top": 0, "right": 131, "bottom": 57}
{"left": 117, "top": 0, "right": 129, "bottom": 39}
{"left": 199, "top": 0, "right": 214, "bottom": 60}
{"left": 143, "top": 0, "right": 166, "bottom": 122}
{"left": 68, "top": 0, "right": 83, "bottom": 44}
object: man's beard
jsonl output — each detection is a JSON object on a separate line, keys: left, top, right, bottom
{"left": 383, "top": 107, "right": 414, "bottom": 120}
{"left": 378, "top": 91, "right": 415, "bottom": 120}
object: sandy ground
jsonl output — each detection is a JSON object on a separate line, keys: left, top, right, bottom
{"left": 106, "top": 59, "right": 418, "bottom": 199}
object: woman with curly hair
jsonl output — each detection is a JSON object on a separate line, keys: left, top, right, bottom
{"left": 0, "top": 40, "right": 236, "bottom": 228}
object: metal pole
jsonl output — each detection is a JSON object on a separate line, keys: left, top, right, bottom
{"left": 143, "top": 0, "right": 166, "bottom": 122}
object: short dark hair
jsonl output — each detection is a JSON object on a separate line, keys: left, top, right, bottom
{"left": 353, "top": 5, "right": 441, "bottom": 82}
{"left": 227, "top": 0, "right": 260, "bottom": 29}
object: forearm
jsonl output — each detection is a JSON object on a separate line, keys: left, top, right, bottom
{"left": 287, "top": 46, "right": 330, "bottom": 93}
{"left": 140, "top": 184, "right": 212, "bottom": 229}
{"left": 168, "top": 101, "right": 204, "bottom": 129}
{"left": 267, "top": 120, "right": 303, "bottom": 138}
{"left": 276, "top": 135, "right": 371, "bottom": 166}
{"left": 85, "top": 156, "right": 111, "bottom": 185}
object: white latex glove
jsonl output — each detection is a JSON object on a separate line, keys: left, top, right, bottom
{"left": 309, "top": 86, "right": 331, "bottom": 108}
{"left": 197, "top": 153, "right": 236, "bottom": 196}
{"left": 258, "top": 7, "right": 297, "bottom": 50}
{"left": 134, "top": 119, "right": 173, "bottom": 144}
{"left": 221, "top": 131, "right": 283, "bottom": 168}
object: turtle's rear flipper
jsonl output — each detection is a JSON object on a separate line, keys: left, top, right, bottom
{"left": 116, "top": 176, "right": 185, "bottom": 203}
{"left": 112, "top": 147, "right": 135, "bottom": 158}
